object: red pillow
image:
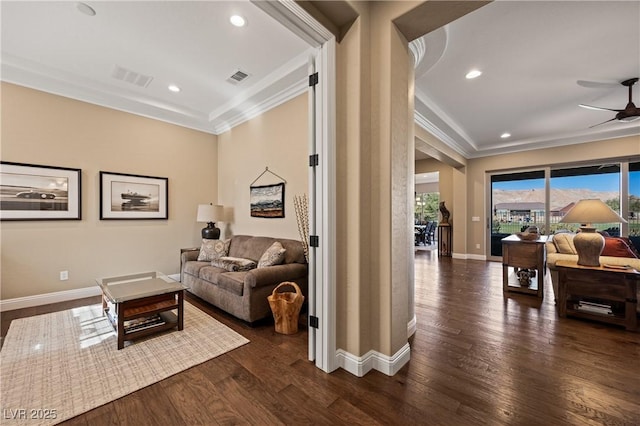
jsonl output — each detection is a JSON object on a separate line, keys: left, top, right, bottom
{"left": 601, "top": 237, "right": 639, "bottom": 258}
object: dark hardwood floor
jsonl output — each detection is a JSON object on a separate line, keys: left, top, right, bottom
{"left": 2, "top": 251, "right": 639, "bottom": 425}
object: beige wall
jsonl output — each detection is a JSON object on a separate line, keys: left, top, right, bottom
{"left": 336, "top": 0, "right": 419, "bottom": 359}
{"left": 216, "top": 93, "right": 309, "bottom": 241}
{"left": 1, "top": 83, "right": 218, "bottom": 300}
{"left": 466, "top": 136, "right": 640, "bottom": 258}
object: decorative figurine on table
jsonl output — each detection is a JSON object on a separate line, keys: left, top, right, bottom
{"left": 439, "top": 201, "right": 450, "bottom": 225}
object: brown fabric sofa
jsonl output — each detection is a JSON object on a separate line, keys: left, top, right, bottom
{"left": 181, "top": 235, "right": 308, "bottom": 323}
{"left": 545, "top": 233, "right": 640, "bottom": 302}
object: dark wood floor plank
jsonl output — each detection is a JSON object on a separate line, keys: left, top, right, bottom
{"left": 3, "top": 249, "right": 639, "bottom": 426}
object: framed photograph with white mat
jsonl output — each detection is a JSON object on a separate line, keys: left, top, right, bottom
{"left": 100, "top": 171, "right": 168, "bottom": 220}
{"left": 0, "top": 161, "right": 81, "bottom": 221}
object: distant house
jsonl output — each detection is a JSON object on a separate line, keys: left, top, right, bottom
{"left": 494, "top": 201, "right": 579, "bottom": 223}
{"left": 553, "top": 202, "right": 575, "bottom": 218}
{"left": 494, "top": 202, "right": 545, "bottom": 222}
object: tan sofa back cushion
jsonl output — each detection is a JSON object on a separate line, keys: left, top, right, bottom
{"left": 552, "top": 233, "right": 577, "bottom": 254}
{"left": 228, "top": 235, "right": 306, "bottom": 264}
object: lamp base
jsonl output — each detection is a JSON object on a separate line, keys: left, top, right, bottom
{"left": 574, "top": 227, "right": 604, "bottom": 267}
{"left": 202, "top": 222, "right": 220, "bottom": 240}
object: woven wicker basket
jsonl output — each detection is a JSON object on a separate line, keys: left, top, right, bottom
{"left": 267, "top": 282, "right": 305, "bottom": 335}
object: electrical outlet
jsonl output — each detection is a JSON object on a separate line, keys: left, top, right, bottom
{"left": 476, "top": 244, "right": 480, "bottom": 249}
{"left": 60, "top": 270, "right": 69, "bottom": 281}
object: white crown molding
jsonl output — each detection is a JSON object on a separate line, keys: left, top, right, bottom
{"left": 2, "top": 49, "right": 315, "bottom": 137}
{"left": 251, "top": 0, "right": 333, "bottom": 47}
{"left": 1, "top": 53, "right": 215, "bottom": 133}
{"left": 414, "top": 108, "right": 472, "bottom": 158}
{"left": 336, "top": 343, "right": 411, "bottom": 377}
{"left": 209, "top": 50, "right": 311, "bottom": 134}
{"left": 414, "top": 88, "right": 640, "bottom": 160}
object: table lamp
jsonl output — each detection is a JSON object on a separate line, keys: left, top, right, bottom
{"left": 559, "top": 199, "right": 627, "bottom": 267}
{"left": 197, "top": 203, "right": 224, "bottom": 239}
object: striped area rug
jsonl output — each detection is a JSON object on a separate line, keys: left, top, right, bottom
{"left": 0, "top": 302, "right": 249, "bottom": 425}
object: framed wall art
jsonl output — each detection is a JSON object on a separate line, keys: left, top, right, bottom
{"left": 250, "top": 182, "right": 285, "bottom": 218}
{"left": 100, "top": 171, "right": 168, "bottom": 220}
{"left": 0, "top": 161, "right": 82, "bottom": 221}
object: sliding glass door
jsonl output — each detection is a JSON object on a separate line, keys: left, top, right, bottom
{"left": 488, "top": 160, "right": 638, "bottom": 260}
{"left": 630, "top": 162, "right": 640, "bottom": 248}
{"left": 550, "top": 164, "right": 621, "bottom": 234}
{"left": 489, "top": 170, "right": 545, "bottom": 257}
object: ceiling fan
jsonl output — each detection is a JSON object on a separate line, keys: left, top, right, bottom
{"left": 579, "top": 77, "right": 640, "bottom": 127}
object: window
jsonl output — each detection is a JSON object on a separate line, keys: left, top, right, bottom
{"left": 629, "top": 162, "right": 640, "bottom": 248}
{"left": 490, "top": 170, "right": 545, "bottom": 256}
{"left": 550, "top": 164, "right": 621, "bottom": 235}
{"left": 488, "top": 160, "right": 638, "bottom": 259}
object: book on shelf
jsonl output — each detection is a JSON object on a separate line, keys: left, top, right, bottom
{"left": 574, "top": 301, "right": 613, "bottom": 316}
{"left": 124, "top": 314, "right": 165, "bottom": 333}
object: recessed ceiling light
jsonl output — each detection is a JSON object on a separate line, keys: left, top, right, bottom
{"left": 501, "top": 132, "right": 511, "bottom": 139}
{"left": 168, "top": 85, "right": 181, "bottom": 93}
{"left": 230, "top": 15, "right": 246, "bottom": 27}
{"left": 76, "top": 2, "right": 96, "bottom": 16}
{"left": 465, "top": 69, "right": 482, "bottom": 79}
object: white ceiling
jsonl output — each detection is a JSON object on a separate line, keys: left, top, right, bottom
{"left": 1, "top": 1, "right": 312, "bottom": 135}
{"left": 414, "top": 0, "right": 640, "bottom": 158}
{"left": 2, "top": 1, "right": 639, "bottom": 160}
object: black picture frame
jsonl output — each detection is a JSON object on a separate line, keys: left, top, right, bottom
{"left": 0, "top": 161, "right": 82, "bottom": 221}
{"left": 100, "top": 171, "right": 168, "bottom": 220}
{"left": 250, "top": 182, "right": 285, "bottom": 218}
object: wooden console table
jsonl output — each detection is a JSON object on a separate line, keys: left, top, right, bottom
{"left": 502, "top": 234, "right": 547, "bottom": 298}
{"left": 556, "top": 260, "right": 639, "bottom": 331}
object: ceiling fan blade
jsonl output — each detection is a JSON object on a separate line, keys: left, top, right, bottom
{"left": 579, "top": 104, "right": 623, "bottom": 112}
{"left": 577, "top": 80, "right": 620, "bottom": 89}
{"left": 588, "top": 117, "right": 617, "bottom": 128}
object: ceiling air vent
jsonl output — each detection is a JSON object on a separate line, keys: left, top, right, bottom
{"left": 227, "top": 70, "right": 250, "bottom": 85}
{"left": 111, "top": 65, "right": 153, "bottom": 88}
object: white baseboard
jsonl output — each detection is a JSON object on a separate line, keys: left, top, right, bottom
{"left": 0, "top": 286, "right": 102, "bottom": 312}
{"left": 336, "top": 343, "right": 411, "bottom": 377}
{"left": 168, "top": 273, "right": 181, "bottom": 282}
{"left": 408, "top": 314, "right": 417, "bottom": 338}
{"left": 466, "top": 253, "right": 487, "bottom": 261}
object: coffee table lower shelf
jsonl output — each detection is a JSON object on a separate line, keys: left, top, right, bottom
{"left": 103, "top": 291, "right": 184, "bottom": 349}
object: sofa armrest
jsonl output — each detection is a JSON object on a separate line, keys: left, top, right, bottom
{"left": 246, "top": 263, "right": 308, "bottom": 288}
{"left": 181, "top": 250, "right": 200, "bottom": 263}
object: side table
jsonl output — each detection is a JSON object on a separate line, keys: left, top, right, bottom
{"left": 556, "top": 260, "right": 639, "bottom": 331}
{"left": 502, "top": 234, "right": 547, "bottom": 298}
{"left": 437, "top": 224, "right": 452, "bottom": 257}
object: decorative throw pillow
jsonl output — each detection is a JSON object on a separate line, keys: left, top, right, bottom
{"left": 601, "top": 237, "right": 639, "bottom": 258}
{"left": 197, "top": 239, "right": 230, "bottom": 261}
{"left": 258, "top": 241, "right": 286, "bottom": 268}
{"left": 553, "top": 233, "right": 577, "bottom": 254}
{"left": 211, "top": 256, "right": 257, "bottom": 272}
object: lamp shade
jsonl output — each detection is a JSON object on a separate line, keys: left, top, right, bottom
{"left": 196, "top": 204, "right": 224, "bottom": 223}
{"left": 559, "top": 199, "right": 627, "bottom": 226}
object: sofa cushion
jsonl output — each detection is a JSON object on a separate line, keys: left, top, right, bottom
{"left": 602, "top": 237, "right": 639, "bottom": 258}
{"left": 198, "top": 265, "right": 226, "bottom": 283}
{"left": 553, "top": 233, "right": 577, "bottom": 254}
{"left": 211, "top": 256, "right": 257, "bottom": 272}
{"left": 258, "top": 241, "right": 286, "bottom": 268}
{"left": 216, "top": 272, "right": 246, "bottom": 296}
{"left": 197, "top": 239, "right": 230, "bottom": 261}
{"left": 228, "top": 235, "right": 306, "bottom": 264}
{"left": 183, "top": 261, "right": 212, "bottom": 277}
